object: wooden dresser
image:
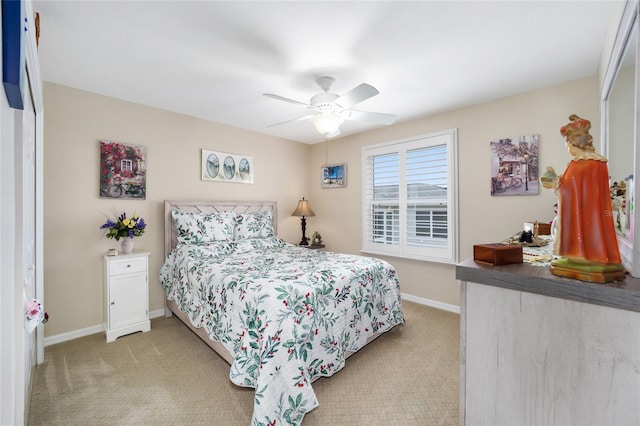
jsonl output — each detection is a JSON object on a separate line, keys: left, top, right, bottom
{"left": 456, "top": 258, "right": 640, "bottom": 425}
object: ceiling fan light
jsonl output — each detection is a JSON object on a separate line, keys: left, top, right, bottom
{"left": 312, "top": 114, "right": 344, "bottom": 136}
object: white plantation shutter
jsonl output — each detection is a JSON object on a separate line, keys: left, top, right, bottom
{"left": 365, "top": 152, "right": 400, "bottom": 247}
{"left": 362, "top": 130, "right": 458, "bottom": 263}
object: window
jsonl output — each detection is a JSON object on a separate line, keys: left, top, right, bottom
{"left": 121, "top": 159, "right": 133, "bottom": 172}
{"left": 362, "top": 130, "right": 458, "bottom": 263}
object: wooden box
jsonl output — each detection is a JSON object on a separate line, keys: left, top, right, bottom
{"left": 534, "top": 222, "right": 551, "bottom": 235}
{"left": 473, "top": 243, "right": 523, "bottom": 265}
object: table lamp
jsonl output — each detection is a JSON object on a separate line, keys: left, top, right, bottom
{"left": 291, "top": 197, "right": 315, "bottom": 245}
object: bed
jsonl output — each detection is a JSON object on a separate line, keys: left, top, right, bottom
{"left": 160, "top": 200, "right": 404, "bottom": 425}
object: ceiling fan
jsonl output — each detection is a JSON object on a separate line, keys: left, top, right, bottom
{"left": 264, "top": 76, "right": 397, "bottom": 138}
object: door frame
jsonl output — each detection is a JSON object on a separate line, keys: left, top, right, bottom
{"left": 23, "top": 1, "right": 44, "bottom": 364}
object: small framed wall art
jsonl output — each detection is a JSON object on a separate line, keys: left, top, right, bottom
{"left": 321, "top": 163, "right": 347, "bottom": 189}
{"left": 202, "top": 149, "right": 254, "bottom": 184}
{"left": 490, "top": 134, "right": 539, "bottom": 196}
{"left": 99, "top": 140, "right": 147, "bottom": 199}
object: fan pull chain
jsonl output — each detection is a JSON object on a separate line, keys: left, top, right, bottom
{"left": 324, "top": 139, "right": 329, "bottom": 165}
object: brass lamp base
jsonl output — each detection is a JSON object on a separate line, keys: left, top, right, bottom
{"left": 550, "top": 258, "right": 626, "bottom": 283}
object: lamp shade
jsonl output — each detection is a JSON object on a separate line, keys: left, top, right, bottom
{"left": 312, "top": 113, "right": 344, "bottom": 136}
{"left": 292, "top": 198, "right": 315, "bottom": 217}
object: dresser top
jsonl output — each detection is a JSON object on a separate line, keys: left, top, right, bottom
{"left": 456, "top": 258, "right": 640, "bottom": 313}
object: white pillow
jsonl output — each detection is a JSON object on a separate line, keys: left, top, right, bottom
{"left": 234, "top": 211, "right": 275, "bottom": 240}
{"left": 172, "top": 210, "right": 235, "bottom": 245}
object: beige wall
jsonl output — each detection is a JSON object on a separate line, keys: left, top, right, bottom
{"left": 43, "top": 76, "right": 600, "bottom": 338}
{"left": 43, "top": 82, "right": 310, "bottom": 337}
{"left": 308, "top": 76, "right": 600, "bottom": 307}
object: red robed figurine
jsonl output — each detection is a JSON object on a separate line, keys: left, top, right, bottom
{"left": 540, "top": 114, "right": 625, "bottom": 282}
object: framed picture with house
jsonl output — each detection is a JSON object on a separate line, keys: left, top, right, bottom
{"left": 490, "top": 135, "right": 539, "bottom": 196}
{"left": 99, "top": 140, "right": 147, "bottom": 199}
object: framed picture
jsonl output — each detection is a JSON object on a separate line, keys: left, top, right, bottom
{"left": 490, "top": 134, "right": 539, "bottom": 196}
{"left": 99, "top": 140, "right": 147, "bottom": 199}
{"left": 202, "top": 149, "right": 253, "bottom": 184}
{"left": 2, "top": 0, "right": 24, "bottom": 109}
{"left": 321, "top": 164, "right": 347, "bottom": 188}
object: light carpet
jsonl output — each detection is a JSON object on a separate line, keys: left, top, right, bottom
{"left": 28, "top": 300, "right": 459, "bottom": 425}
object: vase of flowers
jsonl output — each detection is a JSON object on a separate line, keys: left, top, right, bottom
{"left": 100, "top": 212, "right": 146, "bottom": 254}
{"left": 24, "top": 298, "right": 48, "bottom": 333}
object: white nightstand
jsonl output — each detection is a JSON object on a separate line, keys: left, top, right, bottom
{"left": 103, "top": 252, "right": 151, "bottom": 342}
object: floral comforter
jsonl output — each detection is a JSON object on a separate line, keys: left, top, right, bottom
{"left": 159, "top": 237, "right": 404, "bottom": 425}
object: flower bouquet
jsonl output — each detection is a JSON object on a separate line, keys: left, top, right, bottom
{"left": 100, "top": 212, "right": 146, "bottom": 241}
{"left": 25, "top": 298, "right": 48, "bottom": 333}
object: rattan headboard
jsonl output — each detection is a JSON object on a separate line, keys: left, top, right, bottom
{"left": 164, "top": 200, "right": 278, "bottom": 258}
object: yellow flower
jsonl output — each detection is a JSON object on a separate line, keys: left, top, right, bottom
{"left": 122, "top": 218, "right": 130, "bottom": 226}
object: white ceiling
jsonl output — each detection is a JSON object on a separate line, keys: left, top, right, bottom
{"left": 33, "top": 1, "right": 624, "bottom": 144}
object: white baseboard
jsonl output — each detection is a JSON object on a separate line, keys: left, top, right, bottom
{"left": 401, "top": 293, "right": 460, "bottom": 314}
{"left": 43, "top": 309, "right": 169, "bottom": 347}
{"left": 44, "top": 324, "right": 104, "bottom": 347}
{"left": 45, "top": 299, "right": 455, "bottom": 347}
{"left": 149, "top": 308, "right": 165, "bottom": 319}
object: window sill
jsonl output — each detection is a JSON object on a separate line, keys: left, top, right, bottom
{"left": 359, "top": 248, "right": 458, "bottom": 265}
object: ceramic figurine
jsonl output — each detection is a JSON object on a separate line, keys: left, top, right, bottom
{"left": 519, "top": 226, "right": 534, "bottom": 243}
{"left": 540, "top": 114, "right": 625, "bottom": 282}
{"left": 311, "top": 231, "right": 323, "bottom": 246}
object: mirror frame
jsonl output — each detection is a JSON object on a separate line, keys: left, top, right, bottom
{"left": 601, "top": 0, "right": 640, "bottom": 277}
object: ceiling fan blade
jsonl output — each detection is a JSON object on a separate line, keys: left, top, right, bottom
{"left": 342, "top": 110, "right": 397, "bottom": 125}
{"left": 263, "top": 93, "right": 309, "bottom": 107}
{"left": 334, "top": 83, "right": 379, "bottom": 109}
{"left": 266, "top": 114, "right": 315, "bottom": 128}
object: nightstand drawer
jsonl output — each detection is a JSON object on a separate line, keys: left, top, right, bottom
{"left": 109, "top": 257, "right": 147, "bottom": 275}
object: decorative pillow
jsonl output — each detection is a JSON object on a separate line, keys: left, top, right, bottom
{"left": 234, "top": 236, "right": 285, "bottom": 253}
{"left": 174, "top": 240, "right": 235, "bottom": 259}
{"left": 172, "top": 210, "right": 235, "bottom": 245}
{"left": 234, "top": 211, "right": 275, "bottom": 240}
